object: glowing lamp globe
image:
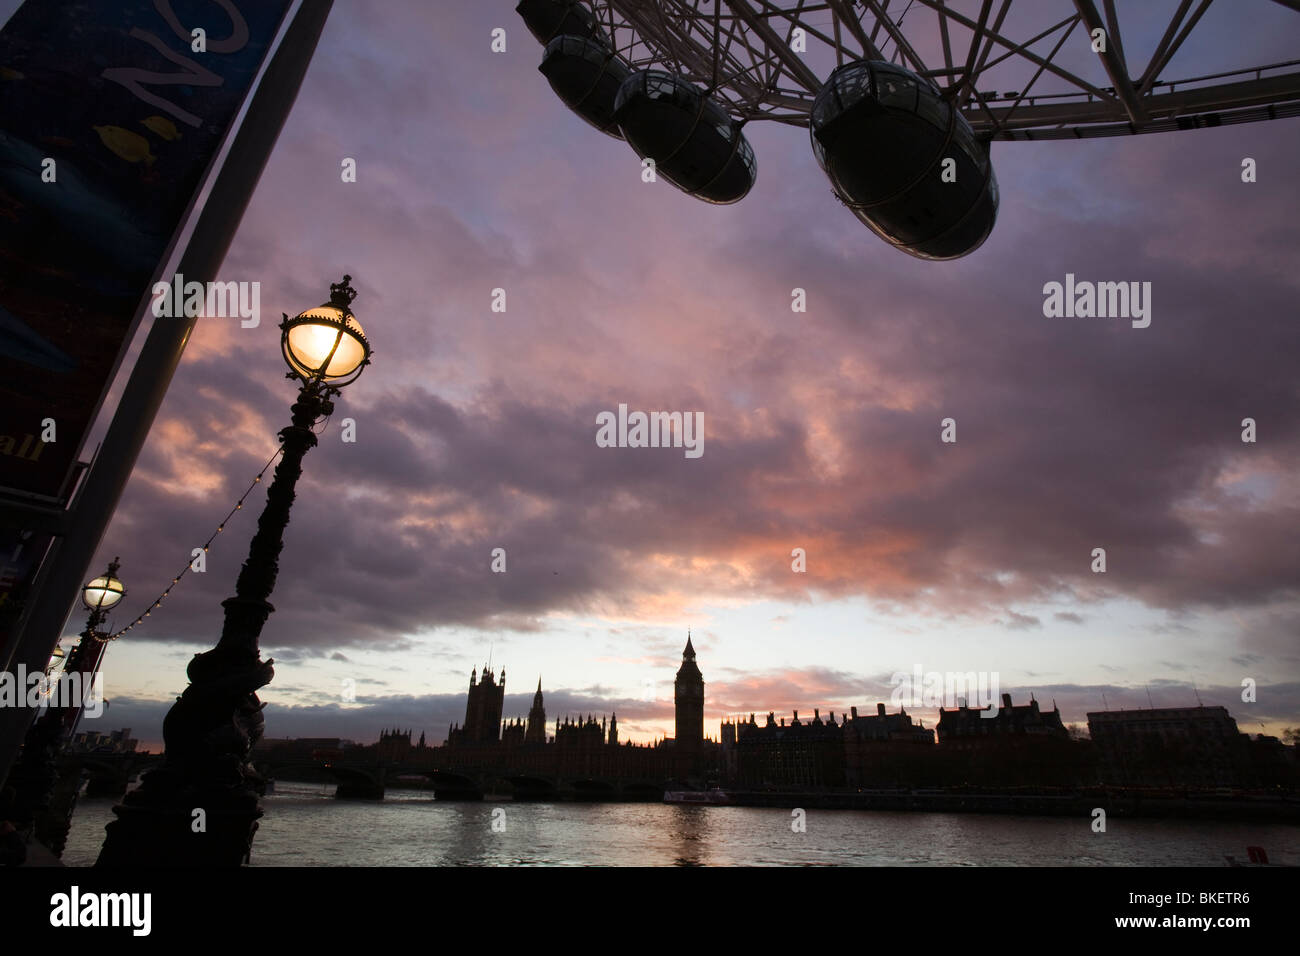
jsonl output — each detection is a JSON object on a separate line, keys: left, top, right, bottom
{"left": 280, "top": 275, "right": 371, "bottom": 387}
{"left": 82, "top": 571, "right": 125, "bottom": 612}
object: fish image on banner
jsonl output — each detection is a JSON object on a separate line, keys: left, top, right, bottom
{"left": 92, "top": 124, "right": 156, "bottom": 165}
{"left": 139, "top": 115, "right": 181, "bottom": 141}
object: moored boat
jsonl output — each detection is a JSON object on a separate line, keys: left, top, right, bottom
{"left": 664, "top": 789, "right": 732, "bottom": 805}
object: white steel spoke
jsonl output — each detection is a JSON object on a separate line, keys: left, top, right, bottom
{"left": 582, "top": 1, "right": 1300, "bottom": 139}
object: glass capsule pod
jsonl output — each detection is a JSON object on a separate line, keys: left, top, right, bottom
{"left": 539, "top": 35, "right": 632, "bottom": 138}
{"left": 810, "top": 60, "right": 998, "bottom": 259}
{"left": 515, "top": 0, "right": 607, "bottom": 45}
{"left": 613, "top": 71, "right": 756, "bottom": 204}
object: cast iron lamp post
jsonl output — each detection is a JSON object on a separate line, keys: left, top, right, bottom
{"left": 97, "top": 276, "right": 370, "bottom": 866}
{"left": 5, "top": 560, "right": 124, "bottom": 857}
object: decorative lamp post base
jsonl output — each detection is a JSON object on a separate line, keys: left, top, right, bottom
{"left": 99, "top": 779, "right": 264, "bottom": 867}
{"left": 97, "top": 647, "right": 274, "bottom": 866}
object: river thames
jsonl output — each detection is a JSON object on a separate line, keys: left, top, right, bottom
{"left": 57, "top": 783, "right": 1300, "bottom": 866}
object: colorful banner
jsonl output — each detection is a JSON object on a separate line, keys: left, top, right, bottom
{"left": 0, "top": 0, "right": 293, "bottom": 499}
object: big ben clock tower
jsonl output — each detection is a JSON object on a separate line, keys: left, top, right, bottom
{"left": 674, "top": 633, "right": 704, "bottom": 752}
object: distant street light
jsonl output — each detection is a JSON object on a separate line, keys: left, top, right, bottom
{"left": 5, "top": 558, "right": 125, "bottom": 857}
{"left": 97, "top": 277, "right": 371, "bottom": 866}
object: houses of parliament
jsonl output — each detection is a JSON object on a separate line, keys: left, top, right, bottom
{"left": 369, "top": 635, "right": 1296, "bottom": 792}
{"left": 445, "top": 636, "right": 704, "bottom": 751}
{"left": 428, "top": 637, "right": 706, "bottom": 781}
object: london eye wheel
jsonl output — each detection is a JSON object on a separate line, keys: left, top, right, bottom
{"left": 517, "top": 0, "right": 1300, "bottom": 258}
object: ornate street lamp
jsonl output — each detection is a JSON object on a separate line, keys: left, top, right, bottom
{"left": 64, "top": 561, "right": 126, "bottom": 724}
{"left": 5, "top": 559, "right": 125, "bottom": 857}
{"left": 81, "top": 566, "right": 127, "bottom": 617}
{"left": 97, "top": 276, "right": 371, "bottom": 866}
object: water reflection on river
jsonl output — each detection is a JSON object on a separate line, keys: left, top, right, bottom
{"left": 60, "top": 784, "right": 1300, "bottom": 866}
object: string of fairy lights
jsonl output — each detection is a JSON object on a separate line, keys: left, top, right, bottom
{"left": 98, "top": 447, "right": 285, "bottom": 642}
{"left": 94, "top": 410, "right": 335, "bottom": 643}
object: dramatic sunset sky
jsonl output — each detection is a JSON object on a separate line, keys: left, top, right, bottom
{"left": 17, "top": 1, "right": 1298, "bottom": 749}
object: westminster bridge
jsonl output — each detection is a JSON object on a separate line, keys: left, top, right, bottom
{"left": 253, "top": 742, "right": 701, "bottom": 801}
{"left": 59, "top": 750, "right": 161, "bottom": 798}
